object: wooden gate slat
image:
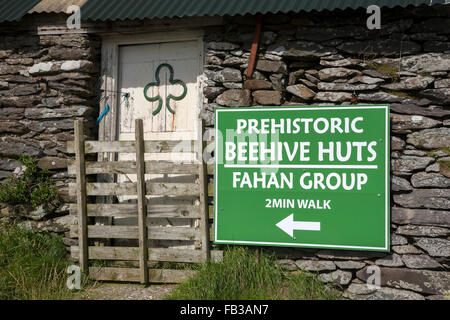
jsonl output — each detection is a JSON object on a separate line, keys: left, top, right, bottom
{"left": 89, "top": 267, "right": 195, "bottom": 283}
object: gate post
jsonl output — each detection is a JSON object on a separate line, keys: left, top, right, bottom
{"left": 74, "top": 120, "right": 88, "bottom": 273}
{"left": 135, "top": 119, "right": 149, "bottom": 284}
{"left": 197, "top": 119, "right": 211, "bottom": 261}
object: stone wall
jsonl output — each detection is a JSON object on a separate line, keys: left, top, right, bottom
{"left": 201, "top": 5, "right": 450, "bottom": 300}
{"left": 0, "top": 24, "right": 101, "bottom": 244}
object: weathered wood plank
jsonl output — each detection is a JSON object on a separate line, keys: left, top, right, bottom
{"left": 135, "top": 119, "right": 149, "bottom": 284}
{"left": 67, "top": 140, "right": 196, "bottom": 154}
{"left": 89, "top": 267, "right": 195, "bottom": 283}
{"left": 74, "top": 120, "right": 88, "bottom": 273}
{"left": 70, "top": 225, "right": 201, "bottom": 241}
{"left": 71, "top": 246, "right": 223, "bottom": 263}
{"left": 68, "top": 160, "right": 202, "bottom": 175}
{"left": 70, "top": 203, "right": 203, "bottom": 219}
{"left": 69, "top": 182, "right": 200, "bottom": 196}
{"left": 197, "top": 119, "right": 210, "bottom": 261}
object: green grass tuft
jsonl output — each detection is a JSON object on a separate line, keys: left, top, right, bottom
{"left": 166, "top": 246, "right": 341, "bottom": 300}
{"left": 0, "top": 224, "right": 90, "bottom": 300}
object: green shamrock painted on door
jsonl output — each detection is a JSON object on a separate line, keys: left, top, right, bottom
{"left": 143, "top": 63, "right": 188, "bottom": 115}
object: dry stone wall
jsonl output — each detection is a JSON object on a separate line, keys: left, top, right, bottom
{"left": 0, "top": 27, "right": 101, "bottom": 246}
{"left": 202, "top": 5, "right": 450, "bottom": 300}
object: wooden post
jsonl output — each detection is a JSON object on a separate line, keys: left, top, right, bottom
{"left": 135, "top": 119, "right": 149, "bottom": 284}
{"left": 74, "top": 120, "right": 88, "bottom": 273}
{"left": 197, "top": 119, "right": 211, "bottom": 261}
{"left": 245, "top": 13, "right": 263, "bottom": 79}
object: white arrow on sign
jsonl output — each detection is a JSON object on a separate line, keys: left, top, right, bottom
{"left": 276, "top": 214, "right": 321, "bottom": 237}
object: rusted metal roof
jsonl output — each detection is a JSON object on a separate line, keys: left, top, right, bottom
{"left": 0, "top": 0, "right": 40, "bottom": 22}
{"left": 29, "top": 0, "right": 88, "bottom": 14}
{"left": 79, "top": 0, "right": 448, "bottom": 21}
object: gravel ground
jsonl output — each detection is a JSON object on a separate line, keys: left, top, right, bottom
{"left": 75, "top": 283, "right": 177, "bottom": 300}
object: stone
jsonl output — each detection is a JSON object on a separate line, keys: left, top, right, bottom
{"left": 348, "top": 76, "right": 385, "bottom": 85}
{"left": 407, "top": 128, "right": 450, "bottom": 150}
{"left": 391, "top": 156, "right": 434, "bottom": 173}
{"left": 288, "top": 69, "right": 305, "bottom": 85}
{"left": 346, "top": 283, "right": 378, "bottom": 296}
{"left": 419, "top": 88, "right": 450, "bottom": 105}
{"left": 286, "top": 84, "right": 316, "bottom": 100}
{"left": 411, "top": 172, "right": 450, "bottom": 188}
{"left": 391, "top": 207, "right": 450, "bottom": 228}
{"left": 319, "top": 270, "right": 352, "bottom": 286}
{"left": 223, "top": 82, "right": 243, "bottom": 89}
{"left": 0, "top": 121, "right": 28, "bottom": 134}
{"left": 414, "top": 238, "right": 450, "bottom": 257}
{"left": 358, "top": 92, "right": 403, "bottom": 103}
{"left": 37, "top": 157, "right": 68, "bottom": 170}
{"left": 435, "top": 79, "right": 450, "bottom": 89}
{"left": 255, "top": 60, "right": 287, "bottom": 74}
{"left": 276, "top": 259, "right": 297, "bottom": 271}
{"left": 363, "top": 69, "right": 392, "bottom": 80}
{"left": 267, "top": 41, "right": 335, "bottom": 60}
{"left": 365, "top": 287, "right": 425, "bottom": 300}
{"left": 338, "top": 39, "right": 421, "bottom": 57}
{"left": 403, "top": 150, "right": 428, "bottom": 157}
{"left": 315, "top": 91, "right": 352, "bottom": 102}
{"left": 393, "top": 189, "right": 450, "bottom": 210}
{"left": 317, "top": 82, "right": 377, "bottom": 91}
{"left": 390, "top": 103, "right": 450, "bottom": 118}
{"left": 316, "top": 250, "right": 385, "bottom": 261}
{"left": 396, "top": 225, "right": 450, "bottom": 237}
{"left": 357, "top": 266, "right": 450, "bottom": 295}
{"left": 11, "top": 84, "right": 42, "bottom": 96}
{"left": 203, "top": 87, "right": 225, "bottom": 100}
{"left": 334, "top": 261, "right": 366, "bottom": 270}
{"left": 375, "top": 254, "right": 404, "bottom": 267}
{"left": 24, "top": 107, "right": 94, "bottom": 120}
{"left": 392, "top": 245, "right": 422, "bottom": 255}
{"left": 252, "top": 90, "right": 283, "bottom": 105}
{"left": 402, "top": 255, "right": 441, "bottom": 269}
{"left": 390, "top": 114, "right": 441, "bottom": 132}
{"left": 294, "top": 260, "right": 336, "bottom": 272}
{"left": 243, "top": 79, "right": 273, "bottom": 90}
{"left": 319, "top": 58, "right": 361, "bottom": 67}
{"left": 426, "top": 162, "right": 440, "bottom": 173}
{"left": 0, "top": 136, "right": 41, "bottom": 157}
{"left": 216, "top": 89, "right": 251, "bottom": 107}
{"left": 28, "top": 62, "right": 55, "bottom": 75}
{"left": 392, "top": 176, "right": 412, "bottom": 192}
{"left": 381, "top": 76, "right": 434, "bottom": 91}
{"left": 60, "top": 60, "right": 97, "bottom": 73}
{"left": 391, "top": 136, "right": 405, "bottom": 151}
{"left": 391, "top": 234, "right": 408, "bottom": 246}
{"left": 401, "top": 53, "right": 450, "bottom": 73}
{"left": 318, "top": 67, "right": 362, "bottom": 81}
{"left": 205, "top": 55, "right": 223, "bottom": 66}
{"left": 207, "top": 42, "right": 240, "bottom": 51}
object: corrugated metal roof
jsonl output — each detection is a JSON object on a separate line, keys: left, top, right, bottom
{"left": 0, "top": 0, "right": 40, "bottom": 22}
{"left": 80, "top": 0, "right": 447, "bottom": 21}
{"left": 29, "top": 0, "right": 88, "bottom": 14}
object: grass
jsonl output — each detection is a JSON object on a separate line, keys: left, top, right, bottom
{"left": 166, "top": 246, "right": 341, "bottom": 300}
{"left": 0, "top": 223, "right": 91, "bottom": 300}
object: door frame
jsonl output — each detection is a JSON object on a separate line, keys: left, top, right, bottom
{"left": 99, "top": 30, "right": 205, "bottom": 162}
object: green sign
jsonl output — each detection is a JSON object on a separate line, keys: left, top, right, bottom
{"left": 214, "top": 105, "right": 390, "bottom": 252}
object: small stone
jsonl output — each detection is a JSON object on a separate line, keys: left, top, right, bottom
{"left": 391, "top": 103, "right": 450, "bottom": 118}
{"left": 276, "top": 259, "right": 297, "bottom": 271}
{"left": 295, "top": 260, "right": 336, "bottom": 272}
{"left": 414, "top": 238, "right": 450, "bottom": 257}
{"left": 391, "top": 156, "right": 434, "bottom": 173}
{"left": 318, "top": 67, "right": 362, "bottom": 81}
{"left": 255, "top": 60, "right": 287, "bottom": 74}
{"left": 426, "top": 162, "right": 440, "bottom": 173}
{"left": 346, "top": 283, "right": 377, "bottom": 296}
{"left": 381, "top": 76, "right": 434, "bottom": 91}
{"left": 334, "top": 261, "right": 366, "bottom": 270}
{"left": 287, "top": 84, "right": 316, "bottom": 100}
{"left": 402, "top": 254, "right": 442, "bottom": 269}
{"left": 315, "top": 91, "right": 352, "bottom": 102}
{"left": 392, "top": 176, "right": 412, "bottom": 192}
{"left": 317, "top": 82, "right": 377, "bottom": 91}
{"left": 407, "top": 128, "right": 450, "bottom": 150}
{"left": 411, "top": 172, "right": 450, "bottom": 188}
{"left": 375, "top": 254, "right": 404, "bottom": 267}
{"left": 203, "top": 87, "right": 225, "bottom": 100}
{"left": 252, "top": 90, "right": 283, "bottom": 105}
{"left": 419, "top": 88, "right": 450, "bottom": 104}
{"left": 391, "top": 207, "right": 450, "bottom": 228}
{"left": 37, "top": 157, "right": 68, "bottom": 170}
{"left": 396, "top": 225, "right": 450, "bottom": 237}
{"left": 391, "top": 234, "right": 408, "bottom": 246}
{"left": 435, "top": 78, "right": 450, "bottom": 89}
{"left": 243, "top": 79, "right": 273, "bottom": 90}
{"left": 319, "top": 270, "right": 352, "bottom": 285}
{"left": 348, "top": 75, "right": 385, "bottom": 85}
{"left": 391, "top": 136, "right": 405, "bottom": 151}
{"left": 392, "top": 245, "right": 422, "bottom": 255}
{"left": 366, "top": 287, "right": 425, "bottom": 300}
{"left": 390, "top": 114, "right": 441, "bottom": 131}
{"left": 216, "top": 89, "right": 251, "bottom": 107}
{"left": 358, "top": 92, "right": 402, "bottom": 103}
{"left": 393, "top": 189, "right": 450, "bottom": 210}
{"left": 207, "top": 42, "right": 239, "bottom": 51}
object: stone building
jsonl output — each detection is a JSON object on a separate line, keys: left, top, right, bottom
{"left": 0, "top": 0, "right": 449, "bottom": 299}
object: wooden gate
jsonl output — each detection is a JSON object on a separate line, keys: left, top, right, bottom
{"left": 67, "top": 118, "right": 220, "bottom": 284}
